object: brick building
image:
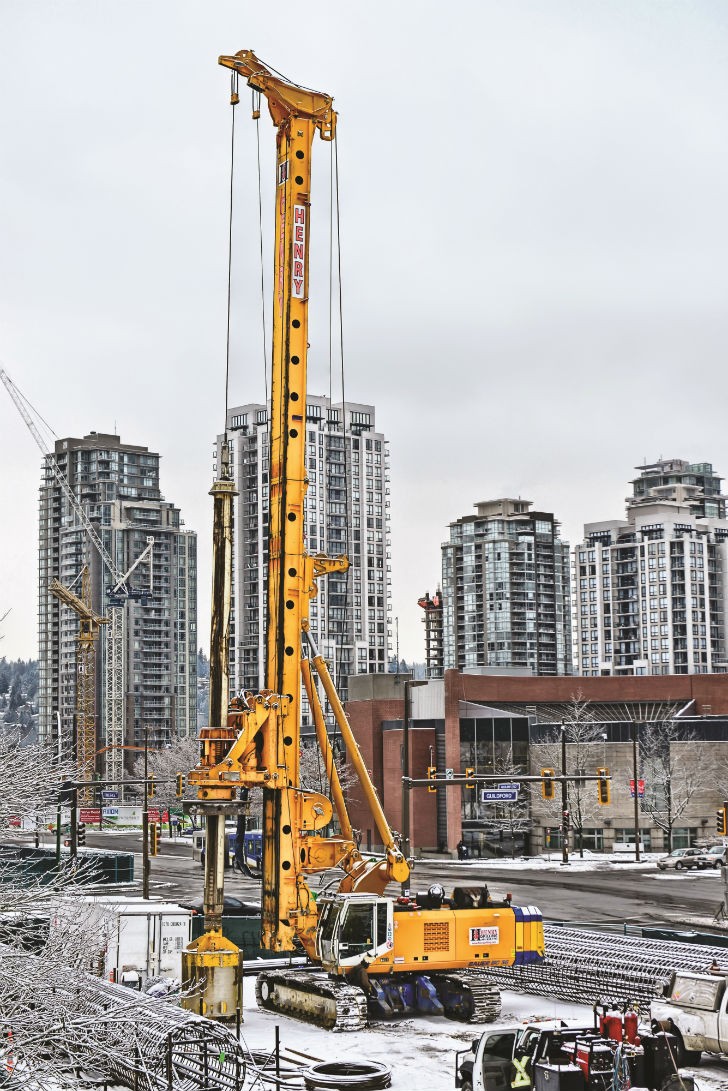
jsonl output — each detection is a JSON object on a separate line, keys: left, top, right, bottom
{"left": 345, "top": 670, "right": 728, "bottom": 856}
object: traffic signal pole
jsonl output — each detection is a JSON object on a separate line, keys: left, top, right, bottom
{"left": 403, "top": 768, "right": 608, "bottom": 860}
{"left": 560, "top": 725, "right": 569, "bottom": 867}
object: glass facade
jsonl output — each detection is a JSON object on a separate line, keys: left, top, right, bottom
{"left": 225, "top": 397, "right": 392, "bottom": 714}
{"left": 442, "top": 500, "right": 572, "bottom": 675}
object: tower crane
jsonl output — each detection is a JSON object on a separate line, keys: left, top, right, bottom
{"left": 0, "top": 368, "right": 154, "bottom": 792}
{"left": 182, "top": 51, "right": 544, "bottom": 1029}
{"left": 49, "top": 568, "right": 108, "bottom": 802}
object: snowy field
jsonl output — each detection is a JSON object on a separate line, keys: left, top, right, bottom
{"left": 236, "top": 979, "right": 596, "bottom": 1090}
{"left": 234, "top": 979, "right": 728, "bottom": 1091}
{"left": 418, "top": 851, "right": 715, "bottom": 873}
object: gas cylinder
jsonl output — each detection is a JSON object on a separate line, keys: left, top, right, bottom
{"left": 600, "top": 1009, "right": 623, "bottom": 1042}
{"left": 624, "top": 1009, "right": 639, "bottom": 1044}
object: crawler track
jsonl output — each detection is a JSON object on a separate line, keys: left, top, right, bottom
{"left": 438, "top": 971, "right": 503, "bottom": 1023}
{"left": 255, "top": 969, "right": 368, "bottom": 1031}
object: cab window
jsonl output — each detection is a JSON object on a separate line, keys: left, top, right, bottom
{"left": 340, "top": 903, "right": 375, "bottom": 957}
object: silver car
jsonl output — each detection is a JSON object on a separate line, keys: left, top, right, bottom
{"left": 656, "top": 848, "right": 707, "bottom": 871}
{"left": 701, "top": 844, "right": 727, "bottom": 869}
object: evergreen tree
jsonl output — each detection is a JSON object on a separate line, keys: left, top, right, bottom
{"left": 0, "top": 658, "right": 10, "bottom": 696}
{"left": 8, "top": 677, "right": 22, "bottom": 712}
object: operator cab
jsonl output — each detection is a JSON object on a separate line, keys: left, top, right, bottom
{"left": 316, "top": 893, "right": 393, "bottom": 971}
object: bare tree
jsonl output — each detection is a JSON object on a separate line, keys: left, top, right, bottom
{"left": 639, "top": 717, "right": 703, "bottom": 852}
{"left": 532, "top": 694, "right": 609, "bottom": 858}
{"left": 464, "top": 748, "right": 531, "bottom": 859}
{"left": 132, "top": 733, "right": 200, "bottom": 835}
{"left": 300, "top": 738, "right": 360, "bottom": 801}
{"left": 0, "top": 728, "right": 76, "bottom": 832}
{"left": 0, "top": 730, "right": 252, "bottom": 1089}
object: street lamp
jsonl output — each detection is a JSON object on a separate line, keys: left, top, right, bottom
{"left": 400, "top": 676, "right": 427, "bottom": 894}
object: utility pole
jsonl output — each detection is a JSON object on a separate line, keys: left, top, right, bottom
{"left": 560, "top": 724, "right": 569, "bottom": 867}
{"left": 142, "top": 726, "right": 150, "bottom": 899}
{"left": 400, "top": 677, "right": 426, "bottom": 893}
{"left": 632, "top": 723, "right": 641, "bottom": 862}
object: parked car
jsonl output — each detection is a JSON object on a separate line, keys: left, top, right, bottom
{"left": 656, "top": 847, "right": 708, "bottom": 871}
{"left": 701, "top": 844, "right": 727, "bottom": 869}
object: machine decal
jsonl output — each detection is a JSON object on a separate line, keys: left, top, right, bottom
{"left": 469, "top": 926, "right": 500, "bottom": 945}
{"left": 292, "top": 205, "right": 306, "bottom": 298}
{"left": 278, "top": 159, "right": 289, "bottom": 184}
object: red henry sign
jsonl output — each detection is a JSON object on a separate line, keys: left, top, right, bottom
{"left": 292, "top": 205, "right": 306, "bottom": 298}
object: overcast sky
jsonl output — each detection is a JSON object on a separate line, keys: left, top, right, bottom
{"left": 1, "top": 1, "right": 727, "bottom": 665}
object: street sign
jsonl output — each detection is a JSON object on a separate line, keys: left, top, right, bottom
{"left": 480, "top": 789, "right": 518, "bottom": 803}
{"left": 79, "top": 807, "right": 101, "bottom": 823}
{"left": 445, "top": 768, "right": 454, "bottom": 780}
{"left": 101, "top": 790, "right": 118, "bottom": 800}
{"left": 497, "top": 782, "right": 521, "bottom": 792}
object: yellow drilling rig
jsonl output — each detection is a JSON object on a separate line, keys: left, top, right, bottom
{"left": 182, "top": 50, "right": 544, "bottom": 1030}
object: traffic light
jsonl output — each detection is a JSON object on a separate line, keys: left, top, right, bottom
{"left": 147, "top": 776, "right": 155, "bottom": 800}
{"left": 150, "top": 823, "right": 158, "bottom": 856}
{"left": 541, "top": 769, "right": 555, "bottom": 800}
{"left": 175, "top": 773, "right": 185, "bottom": 798}
{"left": 596, "top": 768, "right": 611, "bottom": 805}
{"left": 562, "top": 810, "right": 571, "bottom": 834}
{"left": 77, "top": 823, "right": 86, "bottom": 847}
{"left": 427, "top": 766, "right": 437, "bottom": 793}
{"left": 465, "top": 767, "right": 475, "bottom": 790}
{"left": 718, "top": 805, "right": 727, "bottom": 836}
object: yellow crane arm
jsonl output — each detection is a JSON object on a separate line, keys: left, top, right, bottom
{"left": 218, "top": 50, "right": 336, "bottom": 139}
{"left": 49, "top": 578, "right": 108, "bottom": 629}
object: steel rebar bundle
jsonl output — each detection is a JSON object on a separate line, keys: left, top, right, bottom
{"left": 0, "top": 950, "right": 246, "bottom": 1090}
{"left": 482, "top": 925, "right": 728, "bottom": 1009}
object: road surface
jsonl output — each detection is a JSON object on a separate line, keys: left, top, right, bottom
{"left": 67, "top": 830, "right": 728, "bottom": 930}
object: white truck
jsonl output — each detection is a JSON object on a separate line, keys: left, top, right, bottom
{"left": 651, "top": 969, "right": 728, "bottom": 1064}
{"left": 50, "top": 896, "right": 193, "bottom": 989}
{"left": 456, "top": 1020, "right": 595, "bottom": 1091}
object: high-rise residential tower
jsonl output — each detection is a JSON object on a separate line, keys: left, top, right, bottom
{"left": 417, "top": 590, "right": 444, "bottom": 678}
{"left": 573, "top": 459, "right": 728, "bottom": 676}
{"left": 441, "top": 499, "right": 572, "bottom": 676}
{"left": 222, "top": 396, "right": 391, "bottom": 716}
{"left": 38, "top": 433, "right": 197, "bottom": 777}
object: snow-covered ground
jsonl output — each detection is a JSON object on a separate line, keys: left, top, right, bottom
{"left": 236, "top": 979, "right": 591, "bottom": 1090}
{"left": 236, "top": 979, "right": 728, "bottom": 1091}
{"left": 419, "top": 851, "right": 713, "bottom": 872}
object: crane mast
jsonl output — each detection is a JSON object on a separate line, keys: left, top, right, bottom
{"left": 187, "top": 51, "right": 402, "bottom": 955}
{"left": 185, "top": 48, "right": 544, "bottom": 1029}
{"left": 218, "top": 49, "right": 338, "bottom": 950}
{"left": 50, "top": 568, "right": 109, "bottom": 803}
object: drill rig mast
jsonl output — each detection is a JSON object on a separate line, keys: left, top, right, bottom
{"left": 185, "top": 50, "right": 544, "bottom": 1029}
